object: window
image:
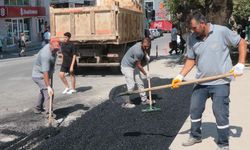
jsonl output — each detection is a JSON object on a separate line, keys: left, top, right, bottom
{"left": 36, "top": 0, "right": 42, "bottom": 6}
{"left": 4, "top": 0, "right": 9, "bottom": 5}
{"left": 24, "top": 0, "right": 29, "bottom": 5}
{"left": 4, "top": 0, "right": 30, "bottom": 6}
{"left": 10, "top": 0, "right": 16, "bottom": 5}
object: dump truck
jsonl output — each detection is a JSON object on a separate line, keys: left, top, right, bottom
{"left": 50, "top": 0, "right": 144, "bottom": 67}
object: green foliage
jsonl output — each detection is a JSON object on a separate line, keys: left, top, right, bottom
{"left": 233, "top": 0, "right": 250, "bottom": 25}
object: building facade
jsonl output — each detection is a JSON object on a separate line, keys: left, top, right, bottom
{"left": 0, "top": 0, "right": 51, "bottom": 49}
{"left": 0, "top": 0, "right": 95, "bottom": 50}
{"left": 144, "top": 0, "right": 170, "bottom": 21}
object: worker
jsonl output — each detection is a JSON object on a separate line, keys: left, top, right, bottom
{"left": 120, "top": 37, "right": 153, "bottom": 109}
{"left": 32, "top": 38, "right": 60, "bottom": 118}
{"left": 171, "top": 10, "right": 247, "bottom": 150}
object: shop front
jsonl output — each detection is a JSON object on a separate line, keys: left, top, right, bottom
{"left": 0, "top": 6, "right": 46, "bottom": 47}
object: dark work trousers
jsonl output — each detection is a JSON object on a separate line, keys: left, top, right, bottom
{"left": 169, "top": 40, "right": 178, "bottom": 54}
{"left": 32, "top": 77, "right": 52, "bottom": 113}
{"left": 190, "top": 84, "right": 230, "bottom": 146}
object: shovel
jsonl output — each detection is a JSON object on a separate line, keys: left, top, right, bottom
{"left": 142, "top": 62, "right": 161, "bottom": 112}
{"left": 117, "top": 73, "right": 234, "bottom": 97}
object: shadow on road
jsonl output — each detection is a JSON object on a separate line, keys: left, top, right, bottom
{"left": 75, "top": 86, "right": 92, "bottom": 93}
{"left": 179, "top": 122, "right": 242, "bottom": 143}
{"left": 54, "top": 104, "right": 90, "bottom": 120}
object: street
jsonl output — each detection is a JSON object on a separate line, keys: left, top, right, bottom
{"left": 0, "top": 34, "right": 189, "bottom": 149}
{"left": 1, "top": 33, "right": 250, "bottom": 150}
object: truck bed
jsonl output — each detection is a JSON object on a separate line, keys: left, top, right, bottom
{"left": 50, "top": 5, "right": 144, "bottom": 44}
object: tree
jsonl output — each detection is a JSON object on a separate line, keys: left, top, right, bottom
{"left": 233, "top": 0, "right": 250, "bottom": 27}
{"left": 164, "top": 0, "right": 234, "bottom": 33}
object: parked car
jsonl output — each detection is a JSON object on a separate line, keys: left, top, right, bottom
{"left": 149, "top": 29, "right": 161, "bottom": 38}
{"left": 145, "top": 29, "right": 154, "bottom": 40}
{"left": 157, "top": 29, "right": 163, "bottom": 36}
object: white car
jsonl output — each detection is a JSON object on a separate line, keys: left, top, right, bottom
{"left": 149, "top": 29, "right": 161, "bottom": 38}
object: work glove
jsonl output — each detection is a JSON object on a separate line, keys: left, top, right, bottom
{"left": 171, "top": 74, "right": 184, "bottom": 88}
{"left": 230, "top": 63, "right": 245, "bottom": 77}
{"left": 146, "top": 74, "right": 152, "bottom": 80}
{"left": 47, "top": 86, "right": 54, "bottom": 96}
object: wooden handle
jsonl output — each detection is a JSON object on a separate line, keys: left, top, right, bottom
{"left": 118, "top": 73, "right": 233, "bottom": 96}
{"left": 48, "top": 94, "right": 53, "bottom": 126}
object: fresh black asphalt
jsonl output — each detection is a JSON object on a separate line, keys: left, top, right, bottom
{"left": 33, "top": 78, "right": 193, "bottom": 150}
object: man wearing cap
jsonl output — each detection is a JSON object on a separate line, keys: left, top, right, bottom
{"left": 32, "top": 38, "right": 60, "bottom": 118}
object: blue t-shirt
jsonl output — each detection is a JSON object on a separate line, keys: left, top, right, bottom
{"left": 187, "top": 24, "right": 241, "bottom": 85}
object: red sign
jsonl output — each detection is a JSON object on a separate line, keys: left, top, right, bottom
{"left": 0, "top": 6, "right": 45, "bottom": 18}
{"left": 150, "top": 20, "right": 172, "bottom": 32}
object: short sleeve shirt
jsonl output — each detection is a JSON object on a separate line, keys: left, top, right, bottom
{"left": 61, "top": 42, "right": 77, "bottom": 67}
{"left": 171, "top": 27, "right": 178, "bottom": 41}
{"left": 187, "top": 24, "right": 241, "bottom": 85}
{"left": 32, "top": 44, "right": 56, "bottom": 78}
{"left": 121, "top": 42, "right": 145, "bottom": 68}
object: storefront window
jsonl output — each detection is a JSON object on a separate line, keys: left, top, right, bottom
{"left": 5, "top": 18, "right": 30, "bottom": 46}
{"left": 6, "top": 19, "right": 14, "bottom": 45}
{"left": 24, "top": 18, "right": 30, "bottom": 41}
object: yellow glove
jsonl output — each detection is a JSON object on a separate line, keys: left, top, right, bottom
{"left": 172, "top": 74, "right": 184, "bottom": 88}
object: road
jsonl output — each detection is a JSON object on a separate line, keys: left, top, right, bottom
{"left": 0, "top": 34, "right": 193, "bottom": 149}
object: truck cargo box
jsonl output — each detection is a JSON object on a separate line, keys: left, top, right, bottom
{"left": 50, "top": 5, "right": 144, "bottom": 44}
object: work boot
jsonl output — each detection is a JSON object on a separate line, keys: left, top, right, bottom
{"left": 217, "top": 145, "right": 229, "bottom": 150}
{"left": 182, "top": 137, "right": 202, "bottom": 146}
{"left": 141, "top": 99, "right": 156, "bottom": 105}
{"left": 34, "top": 107, "right": 45, "bottom": 114}
{"left": 121, "top": 103, "right": 136, "bottom": 109}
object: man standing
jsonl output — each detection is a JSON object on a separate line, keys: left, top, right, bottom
{"left": 171, "top": 11, "right": 247, "bottom": 150}
{"left": 32, "top": 38, "right": 60, "bottom": 118}
{"left": 169, "top": 24, "right": 178, "bottom": 55}
{"left": 120, "top": 37, "right": 151, "bottom": 109}
{"left": 59, "top": 32, "right": 77, "bottom": 94}
{"left": 44, "top": 28, "right": 51, "bottom": 44}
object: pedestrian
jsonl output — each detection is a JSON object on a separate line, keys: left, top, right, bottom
{"left": 59, "top": 32, "right": 77, "bottom": 95}
{"left": 0, "top": 37, "right": 3, "bottom": 58}
{"left": 171, "top": 11, "right": 247, "bottom": 150}
{"left": 120, "top": 37, "right": 152, "bottom": 109}
{"left": 169, "top": 24, "right": 179, "bottom": 55}
{"left": 32, "top": 38, "right": 60, "bottom": 118}
{"left": 18, "top": 33, "right": 26, "bottom": 57}
{"left": 178, "top": 33, "right": 186, "bottom": 54}
{"left": 43, "top": 27, "right": 51, "bottom": 44}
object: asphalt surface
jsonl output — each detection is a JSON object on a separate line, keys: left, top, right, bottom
{"left": 2, "top": 78, "right": 193, "bottom": 150}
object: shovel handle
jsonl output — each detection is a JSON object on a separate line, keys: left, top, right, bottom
{"left": 118, "top": 73, "right": 234, "bottom": 96}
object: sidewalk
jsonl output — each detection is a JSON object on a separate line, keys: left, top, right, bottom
{"left": 0, "top": 42, "right": 42, "bottom": 60}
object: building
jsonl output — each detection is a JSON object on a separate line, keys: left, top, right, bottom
{"left": 0, "top": 0, "right": 95, "bottom": 51}
{"left": 51, "top": 0, "right": 95, "bottom": 7}
{"left": 144, "top": 0, "right": 170, "bottom": 21}
{"left": 0, "top": 0, "right": 51, "bottom": 50}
